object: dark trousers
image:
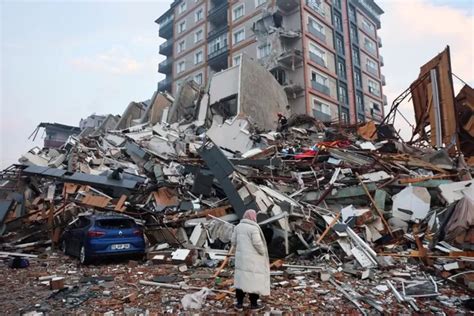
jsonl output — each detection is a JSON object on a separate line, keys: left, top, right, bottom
{"left": 236, "top": 288, "right": 259, "bottom": 306}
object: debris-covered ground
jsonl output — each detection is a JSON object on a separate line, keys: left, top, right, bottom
{"left": 0, "top": 252, "right": 472, "bottom": 314}
{"left": 0, "top": 51, "right": 473, "bottom": 314}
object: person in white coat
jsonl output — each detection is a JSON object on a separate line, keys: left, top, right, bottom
{"left": 231, "top": 209, "right": 270, "bottom": 311}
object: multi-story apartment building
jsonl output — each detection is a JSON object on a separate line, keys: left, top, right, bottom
{"left": 156, "top": 0, "right": 387, "bottom": 124}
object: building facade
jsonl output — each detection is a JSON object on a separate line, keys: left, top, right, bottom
{"left": 156, "top": 0, "right": 386, "bottom": 124}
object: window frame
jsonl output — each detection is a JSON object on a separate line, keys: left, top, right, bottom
{"left": 194, "top": 50, "right": 203, "bottom": 64}
{"left": 177, "top": 60, "right": 186, "bottom": 73}
{"left": 232, "top": 4, "right": 245, "bottom": 21}
{"left": 194, "top": 29, "right": 203, "bottom": 43}
{"left": 195, "top": 8, "right": 203, "bottom": 22}
{"left": 177, "top": 40, "right": 186, "bottom": 54}
{"left": 178, "top": 20, "right": 186, "bottom": 33}
{"left": 233, "top": 28, "right": 245, "bottom": 45}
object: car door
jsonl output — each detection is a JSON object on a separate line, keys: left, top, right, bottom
{"left": 69, "top": 217, "right": 90, "bottom": 256}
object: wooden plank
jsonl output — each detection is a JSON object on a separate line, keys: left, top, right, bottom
{"left": 115, "top": 195, "right": 127, "bottom": 211}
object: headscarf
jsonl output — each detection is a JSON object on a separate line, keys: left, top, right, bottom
{"left": 243, "top": 209, "right": 257, "bottom": 222}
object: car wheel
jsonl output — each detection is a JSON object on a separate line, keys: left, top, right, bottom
{"left": 62, "top": 240, "right": 68, "bottom": 255}
{"left": 79, "top": 246, "right": 89, "bottom": 265}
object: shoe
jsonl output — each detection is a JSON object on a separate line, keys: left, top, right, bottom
{"left": 234, "top": 303, "right": 243, "bottom": 311}
{"left": 250, "top": 304, "right": 265, "bottom": 311}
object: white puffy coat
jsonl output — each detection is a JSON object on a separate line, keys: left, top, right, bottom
{"left": 231, "top": 219, "right": 270, "bottom": 296}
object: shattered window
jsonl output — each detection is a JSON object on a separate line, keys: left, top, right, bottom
{"left": 257, "top": 43, "right": 271, "bottom": 58}
{"left": 194, "top": 73, "right": 203, "bottom": 85}
{"left": 96, "top": 219, "right": 135, "bottom": 229}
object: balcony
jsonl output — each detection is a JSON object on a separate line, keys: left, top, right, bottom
{"left": 383, "top": 94, "right": 388, "bottom": 106}
{"left": 366, "top": 65, "right": 378, "bottom": 77}
{"left": 277, "top": 49, "right": 303, "bottom": 70}
{"left": 158, "top": 16, "right": 174, "bottom": 39}
{"left": 311, "top": 80, "right": 330, "bottom": 96}
{"left": 312, "top": 110, "right": 332, "bottom": 122}
{"left": 208, "top": 25, "right": 228, "bottom": 41}
{"left": 377, "top": 36, "right": 382, "bottom": 48}
{"left": 158, "top": 58, "right": 173, "bottom": 74}
{"left": 308, "top": 24, "right": 326, "bottom": 43}
{"left": 208, "top": 44, "right": 229, "bottom": 71}
{"left": 309, "top": 52, "right": 326, "bottom": 68}
{"left": 158, "top": 77, "right": 172, "bottom": 92}
{"left": 208, "top": 1, "right": 228, "bottom": 25}
{"left": 159, "top": 39, "right": 173, "bottom": 56}
{"left": 381, "top": 74, "right": 386, "bottom": 86}
{"left": 276, "top": 0, "right": 299, "bottom": 13}
{"left": 380, "top": 55, "right": 384, "bottom": 67}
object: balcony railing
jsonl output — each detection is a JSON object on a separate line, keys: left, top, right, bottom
{"left": 208, "top": 1, "right": 228, "bottom": 23}
{"left": 380, "top": 55, "right": 384, "bottom": 66}
{"left": 208, "top": 44, "right": 229, "bottom": 60}
{"left": 309, "top": 52, "right": 326, "bottom": 68}
{"left": 158, "top": 16, "right": 174, "bottom": 39}
{"left": 159, "top": 39, "right": 173, "bottom": 56}
{"left": 377, "top": 36, "right": 382, "bottom": 48}
{"left": 158, "top": 58, "right": 173, "bottom": 74}
{"left": 276, "top": 0, "right": 299, "bottom": 13}
{"left": 381, "top": 74, "right": 386, "bottom": 86}
{"left": 158, "top": 77, "right": 172, "bottom": 92}
{"left": 383, "top": 94, "right": 388, "bottom": 106}
{"left": 311, "top": 80, "right": 330, "bottom": 96}
{"left": 308, "top": 24, "right": 326, "bottom": 43}
{"left": 208, "top": 25, "right": 229, "bottom": 41}
{"left": 312, "top": 110, "right": 332, "bottom": 122}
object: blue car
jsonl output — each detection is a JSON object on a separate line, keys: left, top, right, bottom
{"left": 61, "top": 214, "right": 145, "bottom": 264}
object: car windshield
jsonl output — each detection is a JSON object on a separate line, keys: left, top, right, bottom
{"left": 96, "top": 219, "right": 135, "bottom": 229}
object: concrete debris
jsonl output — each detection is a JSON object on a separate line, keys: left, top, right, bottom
{"left": 1, "top": 51, "right": 473, "bottom": 314}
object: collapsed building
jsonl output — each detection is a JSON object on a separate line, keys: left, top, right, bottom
{"left": 0, "top": 49, "right": 473, "bottom": 313}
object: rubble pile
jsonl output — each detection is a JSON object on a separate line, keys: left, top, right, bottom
{"left": 1, "top": 53, "right": 473, "bottom": 314}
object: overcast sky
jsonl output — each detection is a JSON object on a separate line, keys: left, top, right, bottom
{"left": 1, "top": 0, "right": 473, "bottom": 169}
